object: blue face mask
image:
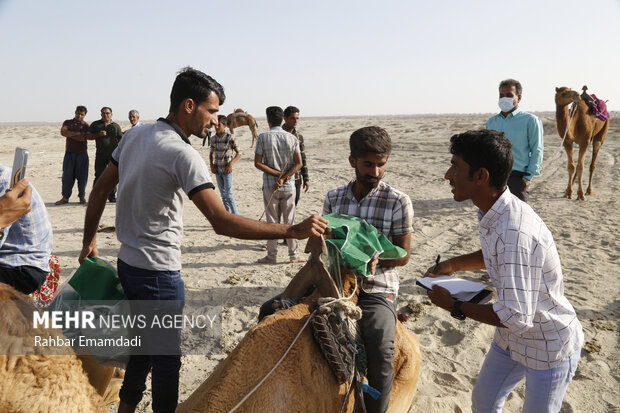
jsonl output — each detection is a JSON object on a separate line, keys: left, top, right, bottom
{"left": 498, "top": 97, "right": 515, "bottom": 112}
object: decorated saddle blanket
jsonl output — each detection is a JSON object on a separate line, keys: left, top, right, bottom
{"left": 587, "top": 94, "right": 610, "bottom": 122}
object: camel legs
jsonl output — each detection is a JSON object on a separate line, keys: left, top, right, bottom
{"left": 586, "top": 139, "right": 603, "bottom": 196}
{"left": 574, "top": 141, "right": 591, "bottom": 200}
{"left": 563, "top": 142, "right": 575, "bottom": 199}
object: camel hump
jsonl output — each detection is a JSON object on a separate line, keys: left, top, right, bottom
{"left": 234, "top": 108, "right": 245, "bottom": 113}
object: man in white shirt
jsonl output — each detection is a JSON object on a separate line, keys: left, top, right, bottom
{"left": 425, "top": 129, "right": 583, "bottom": 413}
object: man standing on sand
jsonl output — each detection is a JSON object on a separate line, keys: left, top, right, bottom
{"left": 79, "top": 67, "right": 327, "bottom": 413}
{"left": 56, "top": 106, "right": 90, "bottom": 205}
{"left": 426, "top": 129, "right": 582, "bottom": 413}
{"left": 86, "top": 107, "right": 123, "bottom": 202}
{"left": 254, "top": 106, "right": 306, "bottom": 264}
{"left": 209, "top": 115, "right": 241, "bottom": 214}
{"left": 323, "top": 126, "right": 412, "bottom": 413}
{"left": 282, "top": 106, "right": 310, "bottom": 206}
{"left": 486, "top": 79, "right": 543, "bottom": 202}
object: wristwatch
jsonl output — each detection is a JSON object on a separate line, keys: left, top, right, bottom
{"left": 451, "top": 300, "right": 466, "bottom": 321}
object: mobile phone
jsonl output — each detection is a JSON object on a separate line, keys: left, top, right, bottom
{"left": 10, "top": 147, "right": 28, "bottom": 189}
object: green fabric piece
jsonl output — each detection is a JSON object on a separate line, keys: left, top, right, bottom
{"left": 68, "top": 257, "right": 124, "bottom": 303}
{"left": 324, "top": 213, "right": 407, "bottom": 277}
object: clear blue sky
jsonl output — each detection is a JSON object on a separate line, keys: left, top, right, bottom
{"left": 1, "top": 0, "right": 618, "bottom": 122}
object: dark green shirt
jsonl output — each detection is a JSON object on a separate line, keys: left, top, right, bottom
{"left": 89, "top": 120, "right": 123, "bottom": 161}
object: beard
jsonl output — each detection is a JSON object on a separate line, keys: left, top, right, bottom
{"left": 355, "top": 167, "right": 383, "bottom": 190}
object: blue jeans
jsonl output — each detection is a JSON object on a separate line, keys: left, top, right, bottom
{"left": 117, "top": 259, "right": 185, "bottom": 413}
{"left": 216, "top": 172, "right": 238, "bottom": 214}
{"left": 61, "top": 152, "right": 89, "bottom": 199}
{"left": 472, "top": 341, "right": 581, "bottom": 413}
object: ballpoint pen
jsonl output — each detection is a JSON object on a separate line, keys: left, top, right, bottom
{"left": 432, "top": 254, "right": 441, "bottom": 274}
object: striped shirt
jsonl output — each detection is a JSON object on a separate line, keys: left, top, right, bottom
{"left": 209, "top": 132, "right": 240, "bottom": 174}
{"left": 255, "top": 126, "right": 300, "bottom": 192}
{"left": 323, "top": 180, "right": 413, "bottom": 296}
{"left": 0, "top": 165, "right": 53, "bottom": 272}
{"left": 479, "top": 189, "right": 583, "bottom": 369}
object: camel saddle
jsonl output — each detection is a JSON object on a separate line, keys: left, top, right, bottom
{"left": 581, "top": 86, "right": 610, "bottom": 121}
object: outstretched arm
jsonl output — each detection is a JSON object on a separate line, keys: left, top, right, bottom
{"left": 79, "top": 163, "right": 119, "bottom": 262}
{"left": 424, "top": 250, "right": 485, "bottom": 277}
{"left": 191, "top": 187, "right": 327, "bottom": 240}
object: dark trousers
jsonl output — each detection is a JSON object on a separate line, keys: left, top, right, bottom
{"left": 117, "top": 259, "right": 185, "bottom": 413}
{"left": 0, "top": 264, "right": 47, "bottom": 295}
{"left": 94, "top": 156, "right": 116, "bottom": 201}
{"left": 258, "top": 289, "right": 396, "bottom": 413}
{"left": 507, "top": 170, "right": 529, "bottom": 203}
{"left": 358, "top": 290, "right": 396, "bottom": 413}
{"left": 61, "top": 152, "right": 89, "bottom": 199}
{"left": 295, "top": 178, "right": 302, "bottom": 206}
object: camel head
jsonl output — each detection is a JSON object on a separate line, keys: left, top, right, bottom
{"left": 555, "top": 87, "right": 580, "bottom": 106}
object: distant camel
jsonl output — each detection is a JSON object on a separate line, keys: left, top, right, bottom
{"left": 227, "top": 109, "right": 259, "bottom": 147}
{"left": 555, "top": 86, "right": 610, "bottom": 200}
{"left": 178, "top": 236, "right": 421, "bottom": 413}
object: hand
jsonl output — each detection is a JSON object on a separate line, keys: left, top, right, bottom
{"left": 274, "top": 178, "right": 284, "bottom": 191}
{"left": 303, "top": 181, "right": 310, "bottom": 192}
{"left": 210, "top": 164, "right": 218, "bottom": 174}
{"left": 424, "top": 259, "right": 455, "bottom": 277}
{"left": 78, "top": 243, "right": 99, "bottom": 264}
{"left": 98, "top": 130, "right": 107, "bottom": 137}
{"left": 285, "top": 215, "right": 329, "bottom": 239}
{"left": 369, "top": 252, "right": 379, "bottom": 275}
{"left": 522, "top": 178, "right": 529, "bottom": 188}
{"left": 427, "top": 285, "right": 454, "bottom": 311}
{"left": 0, "top": 179, "right": 32, "bottom": 228}
{"left": 224, "top": 164, "right": 233, "bottom": 174}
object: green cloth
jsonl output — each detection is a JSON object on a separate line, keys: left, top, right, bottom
{"left": 324, "top": 213, "right": 407, "bottom": 277}
{"left": 68, "top": 257, "right": 124, "bottom": 302}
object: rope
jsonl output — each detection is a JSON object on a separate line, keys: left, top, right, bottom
{"left": 258, "top": 149, "right": 294, "bottom": 222}
{"left": 227, "top": 276, "right": 359, "bottom": 413}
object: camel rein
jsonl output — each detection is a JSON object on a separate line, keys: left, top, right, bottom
{"left": 227, "top": 272, "right": 359, "bottom": 413}
{"left": 258, "top": 149, "right": 294, "bottom": 222}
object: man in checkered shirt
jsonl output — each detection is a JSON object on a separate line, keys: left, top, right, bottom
{"left": 426, "top": 129, "right": 583, "bottom": 413}
{"left": 323, "top": 126, "right": 413, "bottom": 413}
{"left": 255, "top": 106, "right": 305, "bottom": 263}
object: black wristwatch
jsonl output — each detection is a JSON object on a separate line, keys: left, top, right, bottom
{"left": 451, "top": 300, "right": 466, "bottom": 321}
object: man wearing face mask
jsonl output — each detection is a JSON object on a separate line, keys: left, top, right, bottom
{"left": 486, "top": 79, "right": 543, "bottom": 202}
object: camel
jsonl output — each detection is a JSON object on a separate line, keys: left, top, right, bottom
{"left": 555, "top": 86, "right": 610, "bottom": 200}
{"left": 0, "top": 282, "right": 109, "bottom": 412}
{"left": 227, "top": 109, "right": 259, "bottom": 147}
{"left": 178, "top": 236, "right": 421, "bottom": 413}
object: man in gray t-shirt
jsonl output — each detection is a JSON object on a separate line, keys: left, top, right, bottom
{"left": 79, "top": 67, "right": 328, "bottom": 413}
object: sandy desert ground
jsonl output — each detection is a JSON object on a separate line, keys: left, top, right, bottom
{"left": 0, "top": 111, "right": 618, "bottom": 412}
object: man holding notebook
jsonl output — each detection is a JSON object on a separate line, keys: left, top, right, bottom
{"left": 425, "top": 129, "right": 583, "bottom": 413}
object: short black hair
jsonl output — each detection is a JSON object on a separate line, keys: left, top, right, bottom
{"left": 349, "top": 126, "right": 392, "bottom": 158}
{"left": 101, "top": 107, "right": 112, "bottom": 113}
{"left": 449, "top": 129, "right": 513, "bottom": 190}
{"left": 499, "top": 79, "right": 522, "bottom": 96}
{"left": 266, "top": 106, "right": 284, "bottom": 126}
{"left": 169, "top": 66, "right": 225, "bottom": 113}
{"left": 217, "top": 114, "right": 228, "bottom": 125}
{"left": 75, "top": 106, "right": 87, "bottom": 114}
{"left": 284, "top": 106, "right": 300, "bottom": 118}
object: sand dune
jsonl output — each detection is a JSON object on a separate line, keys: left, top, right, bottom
{"left": 0, "top": 112, "right": 617, "bottom": 412}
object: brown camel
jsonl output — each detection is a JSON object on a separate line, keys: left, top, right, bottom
{"left": 555, "top": 86, "right": 610, "bottom": 200}
{"left": 227, "top": 109, "right": 259, "bottom": 147}
{"left": 178, "top": 237, "right": 421, "bottom": 413}
{"left": 0, "top": 283, "right": 109, "bottom": 412}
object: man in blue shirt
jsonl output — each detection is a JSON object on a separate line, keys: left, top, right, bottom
{"left": 0, "top": 166, "right": 53, "bottom": 295}
{"left": 486, "top": 79, "right": 543, "bottom": 202}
